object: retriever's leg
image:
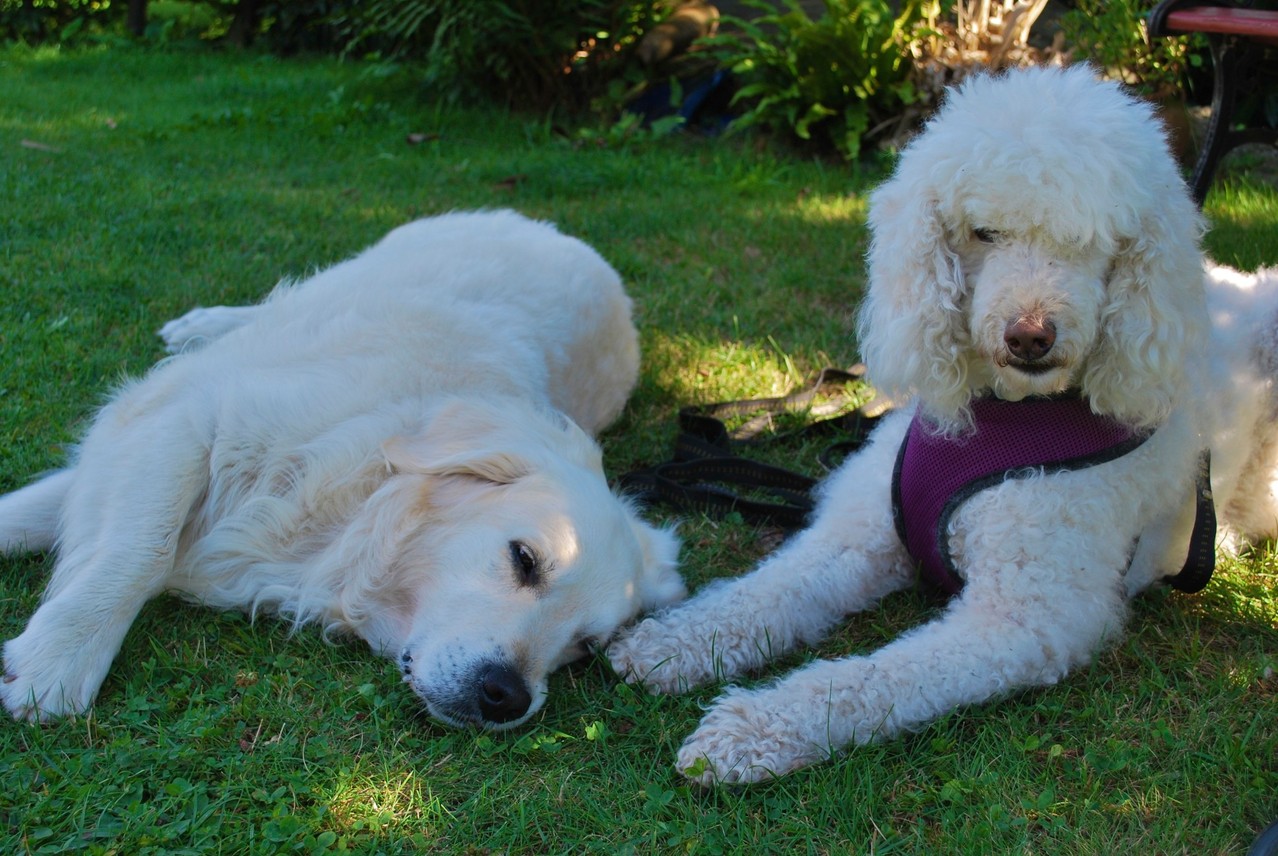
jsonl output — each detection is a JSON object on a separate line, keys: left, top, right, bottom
{"left": 2, "top": 404, "right": 209, "bottom": 721}
{"left": 608, "top": 412, "right": 914, "bottom": 692}
{"left": 0, "top": 469, "right": 74, "bottom": 554}
{"left": 675, "top": 541, "right": 1130, "bottom": 784}
{"left": 158, "top": 304, "right": 260, "bottom": 353}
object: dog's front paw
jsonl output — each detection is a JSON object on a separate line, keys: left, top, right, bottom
{"left": 158, "top": 305, "right": 249, "bottom": 353}
{"left": 2, "top": 631, "right": 97, "bottom": 722}
{"left": 607, "top": 614, "right": 720, "bottom": 694}
{"left": 675, "top": 686, "right": 832, "bottom": 786}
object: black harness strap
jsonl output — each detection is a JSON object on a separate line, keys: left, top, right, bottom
{"left": 1169, "top": 450, "right": 1216, "bottom": 592}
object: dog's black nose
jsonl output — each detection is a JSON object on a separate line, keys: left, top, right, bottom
{"left": 1004, "top": 316, "right": 1056, "bottom": 361}
{"left": 476, "top": 663, "right": 532, "bottom": 724}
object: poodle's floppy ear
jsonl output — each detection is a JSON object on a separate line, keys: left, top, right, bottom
{"left": 856, "top": 172, "right": 973, "bottom": 429}
{"left": 1082, "top": 193, "right": 1207, "bottom": 429}
{"left": 629, "top": 518, "right": 685, "bottom": 611}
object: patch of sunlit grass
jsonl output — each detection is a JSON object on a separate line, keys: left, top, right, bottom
{"left": 323, "top": 769, "right": 451, "bottom": 839}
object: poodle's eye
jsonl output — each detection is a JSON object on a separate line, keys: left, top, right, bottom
{"left": 973, "top": 228, "right": 1000, "bottom": 244}
{"left": 509, "top": 541, "right": 541, "bottom": 587}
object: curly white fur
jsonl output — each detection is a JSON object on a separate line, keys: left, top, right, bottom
{"left": 0, "top": 210, "right": 685, "bottom": 726}
{"left": 608, "top": 66, "right": 1278, "bottom": 784}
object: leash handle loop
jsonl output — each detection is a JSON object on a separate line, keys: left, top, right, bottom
{"left": 619, "top": 367, "right": 882, "bottom": 529}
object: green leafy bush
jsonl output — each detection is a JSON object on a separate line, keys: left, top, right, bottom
{"left": 1061, "top": 0, "right": 1204, "bottom": 100}
{"left": 0, "top": 0, "right": 122, "bottom": 42}
{"left": 252, "top": 1, "right": 349, "bottom": 53}
{"left": 710, "top": 0, "right": 931, "bottom": 160}
{"left": 337, "top": 0, "right": 664, "bottom": 113}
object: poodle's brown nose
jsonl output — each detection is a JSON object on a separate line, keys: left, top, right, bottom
{"left": 1004, "top": 316, "right": 1056, "bottom": 361}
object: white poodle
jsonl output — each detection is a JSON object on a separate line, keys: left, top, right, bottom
{"left": 608, "top": 66, "right": 1278, "bottom": 784}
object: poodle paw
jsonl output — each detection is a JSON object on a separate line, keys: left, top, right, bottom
{"left": 158, "top": 305, "right": 252, "bottom": 353}
{"left": 606, "top": 615, "right": 719, "bottom": 694}
{"left": 2, "top": 631, "right": 98, "bottom": 722}
{"left": 675, "top": 687, "right": 831, "bottom": 786}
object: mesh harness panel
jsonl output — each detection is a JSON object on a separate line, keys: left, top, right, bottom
{"left": 891, "top": 395, "right": 1151, "bottom": 594}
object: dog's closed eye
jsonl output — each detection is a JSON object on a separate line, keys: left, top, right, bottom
{"left": 973, "top": 227, "right": 1000, "bottom": 244}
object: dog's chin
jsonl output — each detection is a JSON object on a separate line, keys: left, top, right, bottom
{"left": 990, "top": 362, "right": 1074, "bottom": 401}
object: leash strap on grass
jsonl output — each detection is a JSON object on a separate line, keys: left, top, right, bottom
{"left": 618, "top": 367, "right": 883, "bottom": 529}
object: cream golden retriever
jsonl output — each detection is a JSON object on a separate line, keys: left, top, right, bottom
{"left": 0, "top": 209, "right": 684, "bottom": 727}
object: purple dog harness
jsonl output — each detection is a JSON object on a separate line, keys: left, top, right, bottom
{"left": 891, "top": 394, "right": 1152, "bottom": 595}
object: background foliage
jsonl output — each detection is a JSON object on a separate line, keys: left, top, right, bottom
{"left": 708, "top": 0, "right": 930, "bottom": 160}
{"left": 0, "top": 1, "right": 1212, "bottom": 160}
{"left": 0, "top": 1, "right": 669, "bottom": 112}
{"left": 1060, "top": 0, "right": 1204, "bottom": 99}
{"left": 332, "top": 0, "right": 668, "bottom": 112}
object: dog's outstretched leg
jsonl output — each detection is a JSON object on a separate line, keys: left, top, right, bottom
{"left": 675, "top": 564, "right": 1128, "bottom": 785}
{"left": 608, "top": 412, "right": 915, "bottom": 692}
{"left": 0, "top": 469, "right": 73, "bottom": 555}
{"left": 609, "top": 534, "right": 912, "bottom": 693}
{"left": 1, "top": 393, "right": 210, "bottom": 721}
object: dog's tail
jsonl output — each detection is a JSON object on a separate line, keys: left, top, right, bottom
{"left": 0, "top": 469, "right": 72, "bottom": 555}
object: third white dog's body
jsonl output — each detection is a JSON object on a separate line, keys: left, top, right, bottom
{"left": 608, "top": 67, "right": 1278, "bottom": 784}
{"left": 1, "top": 209, "right": 685, "bottom": 727}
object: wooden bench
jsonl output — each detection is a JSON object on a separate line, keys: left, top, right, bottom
{"left": 1148, "top": 0, "right": 1278, "bottom": 205}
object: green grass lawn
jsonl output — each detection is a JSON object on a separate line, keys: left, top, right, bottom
{"left": 0, "top": 44, "right": 1275, "bottom": 854}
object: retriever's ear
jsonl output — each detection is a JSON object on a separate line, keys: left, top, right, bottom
{"left": 383, "top": 400, "right": 532, "bottom": 484}
{"left": 630, "top": 517, "right": 685, "bottom": 611}
{"left": 1082, "top": 195, "right": 1207, "bottom": 429}
{"left": 856, "top": 177, "right": 972, "bottom": 430}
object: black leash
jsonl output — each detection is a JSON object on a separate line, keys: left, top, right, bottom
{"left": 617, "top": 367, "right": 883, "bottom": 529}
